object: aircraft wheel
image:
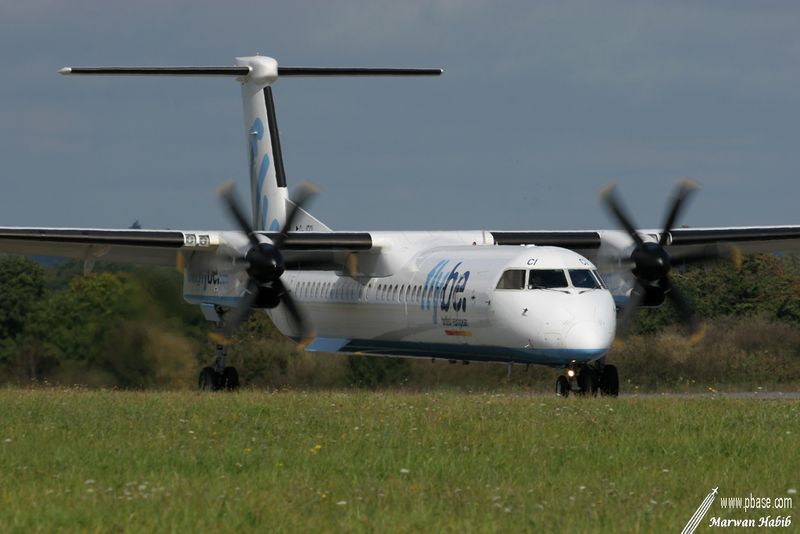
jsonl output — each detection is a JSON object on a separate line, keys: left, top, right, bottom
{"left": 577, "top": 368, "right": 597, "bottom": 396}
{"left": 199, "top": 366, "right": 222, "bottom": 391}
{"left": 555, "top": 375, "right": 570, "bottom": 397}
{"left": 600, "top": 364, "right": 619, "bottom": 397}
{"left": 223, "top": 366, "right": 240, "bottom": 391}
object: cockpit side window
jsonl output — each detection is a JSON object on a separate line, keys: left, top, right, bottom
{"left": 496, "top": 269, "right": 526, "bottom": 289}
{"left": 592, "top": 270, "right": 607, "bottom": 289}
{"left": 569, "top": 269, "right": 600, "bottom": 289}
{"left": 529, "top": 269, "right": 568, "bottom": 289}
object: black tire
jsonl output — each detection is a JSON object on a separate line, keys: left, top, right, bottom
{"left": 199, "top": 366, "right": 222, "bottom": 391}
{"left": 577, "top": 368, "right": 597, "bottom": 396}
{"left": 555, "top": 375, "right": 570, "bottom": 397}
{"left": 223, "top": 366, "right": 240, "bottom": 391}
{"left": 600, "top": 364, "right": 619, "bottom": 397}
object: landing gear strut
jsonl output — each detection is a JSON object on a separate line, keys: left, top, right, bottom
{"left": 555, "top": 362, "right": 619, "bottom": 397}
{"left": 555, "top": 375, "right": 570, "bottom": 397}
{"left": 198, "top": 315, "right": 241, "bottom": 391}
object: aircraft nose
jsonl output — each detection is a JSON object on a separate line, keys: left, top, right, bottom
{"left": 565, "top": 321, "right": 614, "bottom": 350}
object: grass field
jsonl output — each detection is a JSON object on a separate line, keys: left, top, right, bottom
{"left": 0, "top": 388, "right": 797, "bottom": 533}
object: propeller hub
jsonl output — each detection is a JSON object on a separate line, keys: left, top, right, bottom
{"left": 245, "top": 243, "right": 285, "bottom": 283}
{"left": 631, "top": 242, "right": 671, "bottom": 283}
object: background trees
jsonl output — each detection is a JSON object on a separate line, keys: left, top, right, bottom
{"left": 1, "top": 253, "right": 799, "bottom": 390}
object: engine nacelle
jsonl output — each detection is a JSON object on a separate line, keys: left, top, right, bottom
{"left": 252, "top": 287, "right": 281, "bottom": 309}
{"left": 640, "top": 285, "right": 667, "bottom": 308}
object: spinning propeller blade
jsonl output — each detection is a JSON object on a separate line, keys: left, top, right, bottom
{"left": 600, "top": 179, "right": 731, "bottom": 341}
{"left": 216, "top": 181, "right": 317, "bottom": 343}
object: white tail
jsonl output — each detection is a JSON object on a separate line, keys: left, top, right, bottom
{"left": 235, "top": 56, "right": 287, "bottom": 231}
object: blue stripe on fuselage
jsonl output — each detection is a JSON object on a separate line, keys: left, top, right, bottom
{"left": 292, "top": 337, "right": 607, "bottom": 367}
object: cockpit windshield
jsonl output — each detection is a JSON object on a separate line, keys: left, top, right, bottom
{"left": 528, "top": 269, "right": 568, "bottom": 289}
{"left": 569, "top": 269, "right": 601, "bottom": 289}
{"left": 496, "top": 268, "right": 607, "bottom": 291}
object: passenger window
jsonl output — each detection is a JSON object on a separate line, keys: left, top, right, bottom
{"left": 529, "top": 270, "right": 568, "bottom": 289}
{"left": 569, "top": 269, "right": 600, "bottom": 289}
{"left": 393, "top": 285, "right": 399, "bottom": 301}
{"left": 496, "top": 269, "right": 526, "bottom": 290}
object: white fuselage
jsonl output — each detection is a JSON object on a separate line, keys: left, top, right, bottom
{"left": 252, "top": 233, "right": 618, "bottom": 367}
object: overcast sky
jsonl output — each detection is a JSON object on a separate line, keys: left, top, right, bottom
{"left": 1, "top": 1, "right": 799, "bottom": 232}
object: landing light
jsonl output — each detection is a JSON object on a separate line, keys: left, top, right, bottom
{"left": 567, "top": 369, "right": 576, "bottom": 378}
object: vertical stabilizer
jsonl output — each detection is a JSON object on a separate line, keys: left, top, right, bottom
{"left": 236, "top": 56, "right": 287, "bottom": 231}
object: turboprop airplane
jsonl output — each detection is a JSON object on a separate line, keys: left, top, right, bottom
{"left": 3, "top": 55, "right": 800, "bottom": 396}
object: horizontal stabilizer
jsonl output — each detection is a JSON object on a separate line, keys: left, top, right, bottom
{"left": 60, "top": 66, "right": 250, "bottom": 76}
{"left": 277, "top": 67, "right": 442, "bottom": 76}
{"left": 60, "top": 65, "right": 442, "bottom": 78}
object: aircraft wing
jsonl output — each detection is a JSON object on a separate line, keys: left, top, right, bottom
{"left": 491, "top": 226, "right": 800, "bottom": 256}
{"left": 0, "top": 227, "right": 374, "bottom": 272}
{"left": 661, "top": 226, "right": 800, "bottom": 254}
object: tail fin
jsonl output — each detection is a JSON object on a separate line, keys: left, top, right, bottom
{"left": 236, "top": 56, "right": 286, "bottom": 231}
{"left": 61, "top": 57, "right": 442, "bottom": 231}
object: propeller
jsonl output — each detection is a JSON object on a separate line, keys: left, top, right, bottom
{"left": 600, "top": 179, "right": 737, "bottom": 341}
{"left": 215, "top": 180, "right": 318, "bottom": 343}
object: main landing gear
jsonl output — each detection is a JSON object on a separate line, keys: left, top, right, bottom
{"left": 198, "top": 326, "right": 240, "bottom": 391}
{"left": 196, "top": 306, "right": 241, "bottom": 391}
{"left": 555, "top": 362, "right": 619, "bottom": 397}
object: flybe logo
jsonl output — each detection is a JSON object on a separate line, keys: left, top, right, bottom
{"left": 249, "top": 118, "right": 280, "bottom": 231}
{"left": 421, "top": 260, "right": 470, "bottom": 324}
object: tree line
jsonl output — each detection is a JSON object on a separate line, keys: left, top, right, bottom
{"left": 1, "top": 253, "right": 799, "bottom": 389}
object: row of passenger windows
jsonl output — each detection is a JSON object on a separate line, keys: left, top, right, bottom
{"left": 496, "top": 269, "right": 606, "bottom": 290}
{"left": 373, "top": 283, "right": 442, "bottom": 303}
{"left": 291, "top": 279, "right": 438, "bottom": 304}
{"left": 293, "top": 279, "right": 364, "bottom": 302}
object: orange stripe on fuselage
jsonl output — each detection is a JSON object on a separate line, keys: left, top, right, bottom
{"left": 444, "top": 330, "right": 472, "bottom": 337}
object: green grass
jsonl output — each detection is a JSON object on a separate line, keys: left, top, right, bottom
{"left": 0, "top": 389, "right": 797, "bottom": 533}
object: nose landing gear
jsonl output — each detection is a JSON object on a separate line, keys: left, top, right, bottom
{"left": 555, "top": 362, "right": 619, "bottom": 397}
{"left": 555, "top": 375, "right": 571, "bottom": 397}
